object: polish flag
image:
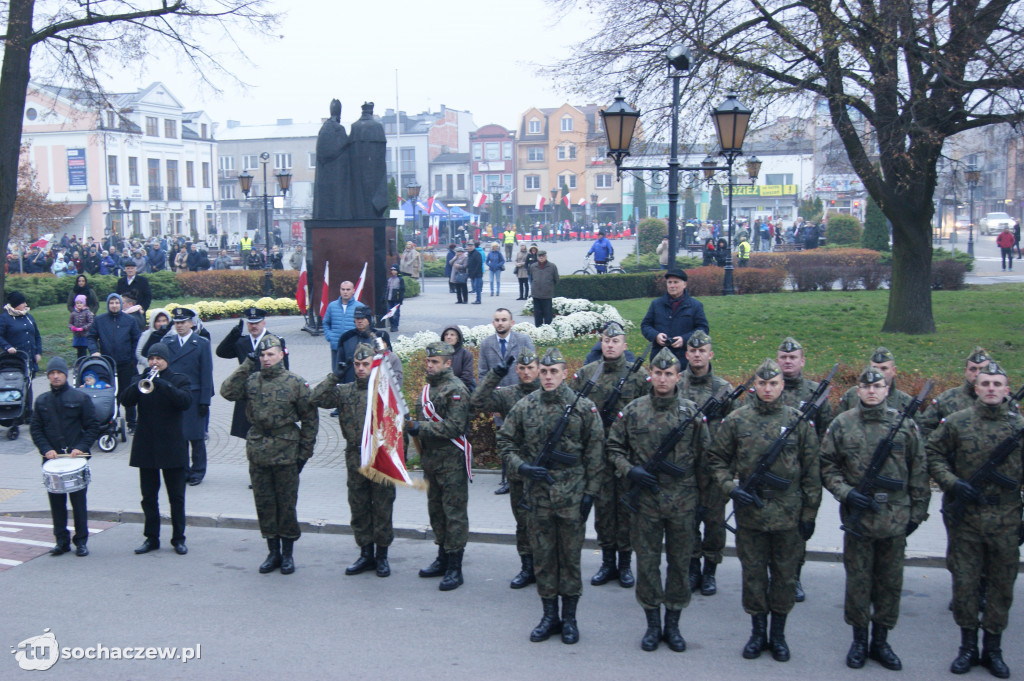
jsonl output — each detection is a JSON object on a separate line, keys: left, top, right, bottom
{"left": 474, "top": 192, "right": 487, "bottom": 208}
{"left": 597, "top": 196, "right": 606, "bottom": 205}
{"left": 577, "top": 197, "right": 588, "bottom": 206}
{"left": 562, "top": 193, "right": 571, "bottom": 208}
{"left": 502, "top": 189, "right": 515, "bottom": 203}
{"left": 381, "top": 303, "right": 401, "bottom": 321}
{"left": 428, "top": 217, "right": 439, "bottom": 246}
{"left": 353, "top": 262, "right": 368, "bottom": 302}
{"left": 427, "top": 193, "right": 439, "bottom": 215}
{"left": 318, "top": 261, "right": 330, "bottom": 317}
{"left": 29, "top": 233, "right": 54, "bottom": 249}
{"left": 296, "top": 256, "right": 309, "bottom": 315}
{"left": 534, "top": 194, "right": 546, "bottom": 211}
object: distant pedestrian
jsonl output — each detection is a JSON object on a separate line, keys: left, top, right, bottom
{"left": 996, "top": 226, "right": 1015, "bottom": 270}
{"left": 529, "top": 250, "right": 559, "bottom": 326}
{"left": 486, "top": 243, "right": 505, "bottom": 296}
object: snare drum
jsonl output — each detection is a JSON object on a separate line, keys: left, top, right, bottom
{"left": 41, "top": 458, "right": 91, "bottom": 494}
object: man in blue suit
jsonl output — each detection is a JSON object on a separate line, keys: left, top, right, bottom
{"left": 163, "top": 307, "right": 214, "bottom": 485}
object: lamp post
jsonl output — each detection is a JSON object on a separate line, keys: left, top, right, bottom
{"left": 711, "top": 94, "right": 752, "bottom": 295}
{"left": 590, "top": 192, "right": 599, "bottom": 232}
{"left": 406, "top": 180, "right": 421, "bottom": 248}
{"left": 238, "top": 151, "right": 290, "bottom": 297}
{"left": 489, "top": 184, "right": 504, "bottom": 239}
{"left": 550, "top": 187, "right": 559, "bottom": 241}
{"left": 965, "top": 164, "right": 980, "bottom": 257}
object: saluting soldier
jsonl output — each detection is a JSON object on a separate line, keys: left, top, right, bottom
{"left": 837, "top": 347, "right": 914, "bottom": 414}
{"left": 497, "top": 348, "right": 605, "bottom": 645}
{"left": 607, "top": 347, "right": 712, "bottom": 653}
{"left": 708, "top": 358, "right": 821, "bottom": 663}
{"left": 310, "top": 343, "right": 396, "bottom": 578}
{"left": 405, "top": 341, "right": 471, "bottom": 591}
{"left": 220, "top": 335, "right": 318, "bottom": 575}
{"left": 470, "top": 347, "right": 542, "bottom": 589}
{"left": 926, "top": 362, "right": 1023, "bottom": 679}
{"left": 919, "top": 346, "right": 992, "bottom": 440}
{"left": 569, "top": 321, "right": 649, "bottom": 589}
{"left": 678, "top": 329, "right": 735, "bottom": 596}
{"left": 821, "top": 366, "right": 930, "bottom": 671}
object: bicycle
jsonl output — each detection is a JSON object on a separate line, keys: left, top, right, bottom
{"left": 573, "top": 254, "right": 625, "bottom": 275}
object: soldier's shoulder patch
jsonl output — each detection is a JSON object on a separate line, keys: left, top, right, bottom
{"left": 939, "top": 417, "right": 946, "bottom": 424}
{"left": 573, "top": 372, "right": 579, "bottom": 380}
{"left": 591, "top": 406, "right": 598, "bottom": 412}
{"left": 645, "top": 375, "right": 651, "bottom": 382}
{"left": 931, "top": 398, "right": 938, "bottom": 405}
{"left": 701, "top": 415, "right": 707, "bottom": 422}
{"left": 452, "top": 394, "right": 462, "bottom": 400}
{"left": 617, "top": 411, "right": 624, "bottom": 419}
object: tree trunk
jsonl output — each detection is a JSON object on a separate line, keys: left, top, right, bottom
{"left": 0, "top": 0, "right": 36, "bottom": 305}
{"left": 882, "top": 209, "right": 935, "bottom": 334}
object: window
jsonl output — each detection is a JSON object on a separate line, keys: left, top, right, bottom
{"left": 649, "top": 206, "right": 659, "bottom": 218}
{"left": 145, "top": 117, "right": 159, "bottom": 136}
{"left": 201, "top": 123, "right": 208, "bottom": 138}
{"left": 186, "top": 161, "right": 195, "bottom": 188}
{"left": 485, "top": 142, "right": 500, "bottom": 160}
{"left": 274, "top": 153, "right": 292, "bottom": 170}
{"left": 164, "top": 119, "right": 177, "bottom": 138}
{"left": 557, "top": 144, "right": 577, "bottom": 161}
{"left": 457, "top": 174, "right": 465, "bottom": 191}
{"left": 201, "top": 162, "right": 210, "bottom": 188}
{"left": 220, "top": 184, "right": 236, "bottom": 200}
{"left": 471, "top": 143, "right": 482, "bottom": 161}
{"left": 128, "top": 157, "right": 139, "bottom": 186}
{"left": 446, "top": 174, "right": 454, "bottom": 195}
{"left": 150, "top": 213, "right": 162, "bottom": 236}
{"left": 107, "top": 155, "right": 118, "bottom": 185}
{"left": 189, "top": 209, "right": 197, "bottom": 231}
{"left": 502, "top": 142, "right": 513, "bottom": 160}
{"left": 527, "top": 147, "right": 544, "bottom": 162}
{"left": 106, "top": 111, "right": 116, "bottom": 128}
{"left": 435, "top": 174, "right": 443, "bottom": 192}
{"left": 308, "top": 152, "right": 316, "bottom": 168}
{"left": 525, "top": 175, "right": 541, "bottom": 191}
{"left": 486, "top": 174, "right": 500, "bottom": 189}
{"left": 559, "top": 173, "right": 577, "bottom": 189}
{"left": 166, "top": 160, "right": 179, "bottom": 187}
{"left": 765, "top": 173, "right": 793, "bottom": 185}
{"left": 503, "top": 174, "right": 512, "bottom": 188}
{"left": 596, "top": 173, "right": 613, "bottom": 189}
{"left": 147, "top": 159, "right": 161, "bottom": 186}
{"left": 473, "top": 175, "right": 483, "bottom": 192}
{"left": 219, "top": 156, "right": 234, "bottom": 172}
{"left": 528, "top": 118, "right": 541, "bottom": 134}
{"left": 400, "top": 148, "right": 415, "bottom": 173}
{"left": 560, "top": 116, "right": 573, "bottom": 132}
{"left": 242, "top": 155, "right": 258, "bottom": 170}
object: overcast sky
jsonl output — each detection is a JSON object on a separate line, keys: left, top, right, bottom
{"left": 103, "top": 0, "right": 600, "bottom": 132}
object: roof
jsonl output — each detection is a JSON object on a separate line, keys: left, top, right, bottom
{"left": 216, "top": 121, "right": 323, "bottom": 141}
{"left": 431, "top": 152, "right": 470, "bottom": 164}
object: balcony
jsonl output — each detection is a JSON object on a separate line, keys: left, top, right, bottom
{"left": 148, "top": 185, "right": 163, "bottom": 201}
{"left": 167, "top": 186, "right": 182, "bottom": 201}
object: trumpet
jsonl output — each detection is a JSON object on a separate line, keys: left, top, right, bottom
{"left": 138, "top": 366, "right": 160, "bottom": 393}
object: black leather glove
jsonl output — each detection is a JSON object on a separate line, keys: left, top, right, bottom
{"left": 246, "top": 349, "right": 258, "bottom": 362}
{"left": 729, "top": 487, "right": 755, "bottom": 508}
{"left": 518, "top": 463, "right": 550, "bottom": 481}
{"left": 236, "top": 318, "right": 244, "bottom": 333}
{"left": 798, "top": 520, "right": 815, "bottom": 541}
{"left": 197, "top": 404, "right": 209, "bottom": 418}
{"left": 405, "top": 418, "right": 420, "bottom": 437}
{"left": 626, "top": 465, "right": 658, "bottom": 490}
{"left": 905, "top": 521, "right": 919, "bottom": 537}
{"left": 493, "top": 354, "right": 517, "bottom": 378}
{"left": 333, "top": 362, "right": 347, "bottom": 381}
{"left": 953, "top": 479, "right": 980, "bottom": 503}
{"left": 580, "top": 493, "right": 594, "bottom": 522}
{"left": 845, "top": 489, "right": 873, "bottom": 510}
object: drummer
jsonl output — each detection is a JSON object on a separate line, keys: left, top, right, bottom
{"left": 29, "top": 357, "right": 100, "bottom": 557}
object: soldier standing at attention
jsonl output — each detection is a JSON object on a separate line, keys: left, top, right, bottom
{"left": 310, "top": 343, "right": 395, "bottom": 578}
{"left": 497, "top": 348, "right": 605, "bottom": 645}
{"left": 678, "top": 329, "right": 735, "bottom": 596}
{"left": 405, "top": 341, "right": 471, "bottom": 591}
{"left": 569, "top": 321, "right": 649, "bottom": 589}
{"left": 820, "top": 367, "right": 930, "bottom": 670}
{"left": 837, "top": 347, "right": 914, "bottom": 414}
{"left": 606, "top": 348, "right": 712, "bottom": 653}
{"left": 926, "top": 363, "right": 1023, "bottom": 679}
{"left": 776, "top": 336, "right": 833, "bottom": 602}
{"left": 470, "top": 348, "right": 542, "bottom": 589}
{"left": 220, "top": 335, "right": 318, "bottom": 575}
{"left": 919, "top": 346, "right": 992, "bottom": 440}
{"left": 708, "top": 359, "right": 821, "bottom": 662}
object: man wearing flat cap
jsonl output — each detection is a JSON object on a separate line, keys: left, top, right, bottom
{"left": 838, "top": 347, "right": 915, "bottom": 415}
{"left": 641, "top": 268, "right": 709, "bottom": 367}
{"left": 528, "top": 250, "right": 559, "bottom": 326}
{"left": 162, "top": 307, "right": 214, "bottom": 486}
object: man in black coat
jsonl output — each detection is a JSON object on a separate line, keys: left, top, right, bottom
{"left": 335, "top": 307, "right": 389, "bottom": 383}
{"left": 162, "top": 307, "right": 214, "bottom": 486}
{"left": 121, "top": 344, "right": 192, "bottom": 555}
{"left": 87, "top": 293, "right": 142, "bottom": 432}
{"left": 215, "top": 307, "right": 288, "bottom": 439}
{"left": 116, "top": 262, "right": 152, "bottom": 313}
{"left": 467, "top": 241, "right": 484, "bottom": 304}
{"left": 31, "top": 357, "right": 100, "bottom": 557}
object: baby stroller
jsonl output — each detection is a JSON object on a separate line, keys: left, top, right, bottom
{"left": 0, "top": 350, "right": 32, "bottom": 440}
{"left": 73, "top": 355, "right": 127, "bottom": 452}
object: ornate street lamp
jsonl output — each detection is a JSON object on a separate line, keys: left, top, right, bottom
{"left": 238, "top": 151, "right": 290, "bottom": 297}
{"left": 746, "top": 155, "right": 762, "bottom": 182}
{"left": 710, "top": 94, "right": 752, "bottom": 295}
{"left": 965, "top": 164, "right": 981, "bottom": 257}
{"left": 406, "top": 180, "right": 421, "bottom": 247}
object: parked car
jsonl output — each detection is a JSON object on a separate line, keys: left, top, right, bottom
{"left": 980, "top": 212, "right": 1014, "bottom": 235}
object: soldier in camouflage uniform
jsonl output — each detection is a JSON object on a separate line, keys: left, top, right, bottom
{"left": 821, "top": 367, "right": 931, "bottom": 671}
{"left": 837, "top": 347, "right": 915, "bottom": 414}
{"left": 708, "top": 358, "right": 821, "bottom": 662}
{"left": 470, "top": 347, "right": 541, "bottom": 589}
{"left": 496, "top": 347, "right": 605, "bottom": 645}
{"left": 310, "top": 343, "right": 396, "bottom": 578}
{"left": 406, "top": 341, "right": 471, "bottom": 591}
{"left": 919, "top": 346, "right": 992, "bottom": 440}
{"left": 776, "top": 336, "right": 833, "bottom": 602}
{"left": 679, "top": 329, "right": 735, "bottom": 596}
{"left": 607, "top": 347, "right": 712, "bottom": 653}
{"left": 569, "top": 321, "right": 649, "bottom": 589}
{"left": 926, "top": 363, "right": 1023, "bottom": 679}
{"left": 220, "top": 335, "right": 318, "bottom": 575}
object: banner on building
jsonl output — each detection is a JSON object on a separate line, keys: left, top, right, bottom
{"left": 67, "top": 149, "right": 87, "bottom": 189}
{"left": 722, "top": 184, "right": 798, "bottom": 197}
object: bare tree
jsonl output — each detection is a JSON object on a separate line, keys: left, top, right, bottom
{"left": 551, "top": 0, "right": 1024, "bottom": 333}
{"left": 0, "top": 0, "right": 278, "bottom": 300}
{"left": 11, "top": 144, "right": 70, "bottom": 241}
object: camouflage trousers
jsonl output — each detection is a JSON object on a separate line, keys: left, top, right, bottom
{"left": 509, "top": 479, "right": 531, "bottom": 556}
{"left": 528, "top": 502, "right": 586, "bottom": 598}
{"left": 947, "top": 523, "right": 1020, "bottom": 634}
{"left": 735, "top": 526, "right": 802, "bottom": 615}
{"left": 842, "top": 532, "right": 906, "bottom": 628}
{"left": 249, "top": 462, "right": 300, "bottom": 540}
{"left": 422, "top": 451, "right": 469, "bottom": 552}
{"left": 347, "top": 456, "right": 396, "bottom": 548}
{"left": 692, "top": 499, "right": 726, "bottom": 564}
{"left": 631, "top": 501, "right": 695, "bottom": 611}
{"left": 594, "top": 471, "right": 631, "bottom": 551}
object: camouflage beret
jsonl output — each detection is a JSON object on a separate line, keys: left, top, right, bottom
{"left": 539, "top": 347, "right": 565, "bottom": 366}
{"left": 778, "top": 337, "right": 802, "bottom": 353}
{"left": 977, "top": 362, "right": 1006, "bottom": 378}
{"left": 352, "top": 343, "right": 375, "bottom": 361}
{"left": 601, "top": 321, "right": 625, "bottom": 338}
{"left": 686, "top": 330, "right": 712, "bottom": 348}
{"left": 870, "top": 346, "right": 895, "bottom": 364}
{"left": 651, "top": 346, "right": 681, "bottom": 370}
{"left": 426, "top": 341, "right": 454, "bottom": 357}
{"left": 858, "top": 366, "right": 887, "bottom": 385}
{"left": 257, "top": 334, "right": 283, "bottom": 352}
{"left": 755, "top": 358, "right": 782, "bottom": 380}
{"left": 517, "top": 348, "right": 538, "bottom": 365}
{"left": 966, "top": 346, "right": 990, "bottom": 364}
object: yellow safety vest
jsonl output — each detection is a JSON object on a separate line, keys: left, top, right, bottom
{"left": 240, "top": 237, "right": 252, "bottom": 250}
{"left": 738, "top": 241, "right": 751, "bottom": 258}
{"left": 503, "top": 230, "right": 516, "bottom": 244}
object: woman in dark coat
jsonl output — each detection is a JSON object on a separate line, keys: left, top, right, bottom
{"left": 441, "top": 325, "right": 476, "bottom": 393}
{"left": 0, "top": 290, "right": 43, "bottom": 373}
{"left": 714, "top": 237, "right": 728, "bottom": 266}
{"left": 702, "top": 238, "right": 716, "bottom": 266}
{"left": 67, "top": 274, "right": 100, "bottom": 313}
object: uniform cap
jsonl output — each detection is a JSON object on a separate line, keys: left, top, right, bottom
{"left": 686, "top": 330, "right": 712, "bottom": 348}
{"left": 858, "top": 366, "right": 887, "bottom": 385}
{"left": 977, "top": 362, "right": 1006, "bottom": 377}
{"left": 517, "top": 348, "right": 538, "bottom": 365}
{"left": 967, "top": 346, "right": 990, "bottom": 364}
{"left": 870, "top": 346, "right": 895, "bottom": 364}
{"left": 601, "top": 321, "right": 625, "bottom": 338}
{"left": 755, "top": 358, "right": 782, "bottom": 380}
{"left": 539, "top": 347, "right": 565, "bottom": 366}
{"left": 244, "top": 307, "right": 266, "bottom": 323}
{"left": 426, "top": 341, "right": 454, "bottom": 357}
{"left": 171, "top": 307, "right": 195, "bottom": 322}
{"left": 651, "top": 347, "right": 681, "bottom": 370}
{"left": 352, "top": 343, "right": 375, "bottom": 361}
{"left": 353, "top": 307, "right": 373, "bottom": 320}
{"left": 778, "top": 337, "right": 803, "bottom": 353}
{"left": 257, "top": 334, "right": 283, "bottom": 352}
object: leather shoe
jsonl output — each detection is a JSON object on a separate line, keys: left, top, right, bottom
{"left": 172, "top": 542, "right": 188, "bottom": 555}
{"left": 75, "top": 544, "right": 89, "bottom": 557}
{"left": 188, "top": 476, "right": 202, "bottom": 486}
{"left": 134, "top": 540, "right": 159, "bottom": 554}
{"left": 49, "top": 543, "right": 71, "bottom": 556}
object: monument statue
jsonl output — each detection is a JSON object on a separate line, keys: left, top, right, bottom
{"left": 311, "top": 99, "right": 388, "bottom": 221}
{"left": 312, "top": 99, "right": 351, "bottom": 220}
{"left": 348, "top": 102, "right": 389, "bottom": 219}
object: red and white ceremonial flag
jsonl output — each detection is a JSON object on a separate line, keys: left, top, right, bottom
{"left": 29, "top": 233, "right": 54, "bottom": 249}
{"left": 381, "top": 303, "right": 400, "bottom": 321}
{"left": 597, "top": 195, "right": 606, "bottom": 206}
{"left": 534, "top": 194, "right": 546, "bottom": 211}
{"left": 473, "top": 192, "right": 487, "bottom": 208}
{"left": 427, "top": 216, "right": 439, "bottom": 246}
{"left": 562, "top": 193, "right": 571, "bottom": 209}
{"left": 352, "top": 262, "right": 368, "bottom": 302}
{"left": 501, "top": 189, "right": 515, "bottom": 203}
{"left": 296, "top": 256, "right": 309, "bottom": 315}
{"left": 360, "top": 350, "right": 425, "bottom": 490}
{"left": 427, "top": 193, "right": 439, "bottom": 215}
{"left": 577, "top": 197, "right": 588, "bottom": 206}
{"left": 318, "top": 261, "right": 330, "bottom": 317}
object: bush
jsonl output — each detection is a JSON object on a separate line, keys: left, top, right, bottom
{"left": 147, "top": 270, "right": 182, "bottom": 299}
{"left": 684, "top": 267, "right": 724, "bottom": 297}
{"left": 403, "top": 277, "right": 420, "bottom": 298}
{"left": 557, "top": 272, "right": 660, "bottom": 301}
{"left": 618, "top": 252, "right": 702, "bottom": 273}
{"left": 176, "top": 270, "right": 299, "bottom": 298}
{"left": 862, "top": 195, "right": 889, "bottom": 251}
{"left": 423, "top": 254, "right": 447, "bottom": 277}
{"left": 735, "top": 268, "right": 787, "bottom": 294}
{"left": 637, "top": 217, "right": 667, "bottom": 254}
{"left": 877, "top": 247, "right": 974, "bottom": 272}
{"left": 826, "top": 214, "right": 863, "bottom": 246}
{"left": 931, "top": 260, "right": 966, "bottom": 290}
{"left": 789, "top": 262, "right": 838, "bottom": 291}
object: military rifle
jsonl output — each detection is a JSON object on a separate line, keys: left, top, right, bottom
{"left": 942, "top": 424, "right": 1024, "bottom": 527}
{"left": 599, "top": 343, "right": 653, "bottom": 429}
{"left": 703, "top": 375, "right": 753, "bottom": 423}
{"left": 799, "top": 363, "right": 839, "bottom": 418}
{"left": 840, "top": 380, "right": 933, "bottom": 537}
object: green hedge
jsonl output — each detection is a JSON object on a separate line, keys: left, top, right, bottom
{"left": 6, "top": 269, "right": 182, "bottom": 308}
{"left": 558, "top": 272, "right": 661, "bottom": 301}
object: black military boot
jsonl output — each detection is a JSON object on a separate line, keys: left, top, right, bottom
{"left": 439, "top": 550, "right": 464, "bottom": 591}
{"left": 279, "top": 538, "right": 295, "bottom": 575}
{"left": 950, "top": 627, "right": 980, "bottom": 674}
{"left": 530, "top": 598, "right": 561, "bottom": 642}
{"left": 418, "top": 546, "right": 448, "bottom": 578}
{"left": 688, "top": 557, "right": 702, "bottom": 592}
{"left": 663, "top": 609, "right": 687, "bottom": 652}
{"left": 794, "top": 564, "right": 806, "bottom": 602}
{"left": 510, "top": 554, "right": 535, "bottom": 589}
{"left": 742, "top": 614, "right": 769, "bottom": 659}
{"left": 590, "top": 548, "right": 619, "bottom": 585}
{"left": 869, "top": 623, "right": 902, "bottom": 671}
{"left": 258, "top": 538, "right": 282, "bottom": 573}
{"left": 560, "top": 595, "right": 580, "bottom": 644}
{"left": 980, "top": 631, "right": 1010, "bottom": 679}
{"left": 700, "top": 559, "right": 718, "bottom": 596}
{"left": 375, "top": 545, "right": 390, "bottom": 578}
{"left": 846, "top": 626, "right": 869, "bottom": 669}
{"left": 617, "top": 551, "right": 635, "bottom": 588}
{"left": 768, "top": 612, "right": 790, "bottom": 662}
{"left": 641, "top": 608, "right": 662, "bottom": 652}
{"left": 345, "top": 544, "right": 376, "bottom": 575}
